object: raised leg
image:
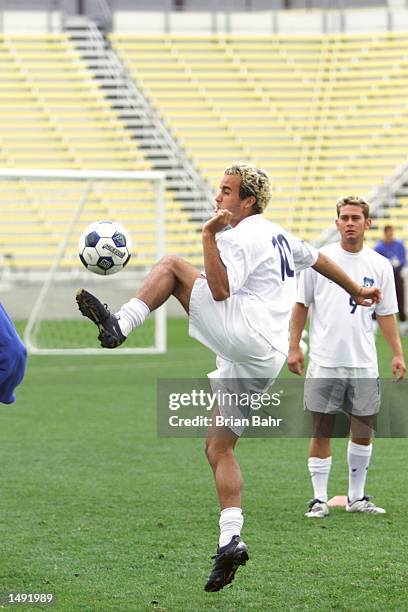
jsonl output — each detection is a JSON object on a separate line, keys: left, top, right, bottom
{"left": 136, "top": 254, "right": 203, "bottom": 314}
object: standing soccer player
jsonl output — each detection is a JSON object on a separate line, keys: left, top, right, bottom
{"left": 0, "top": 303, "right": 27, "bottom": 405}
{"left": 76, "top": 167, "right": 381, "bottom": 591}
{"left": 288, "top": 196, "right": 406, "bottom": 518}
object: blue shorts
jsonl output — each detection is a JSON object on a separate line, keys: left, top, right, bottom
{"left": 0, "top": 304, "right": 27, "bottom": 404}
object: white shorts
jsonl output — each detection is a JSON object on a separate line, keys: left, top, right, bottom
{"left": 189, "top": 278, "right": 286, "bottom": 435}
{"left": 304, "top": 360, "right": 381, "bottom": 416}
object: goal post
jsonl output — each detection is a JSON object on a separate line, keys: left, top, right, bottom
{"left": 0, "top": 168, "right": 166, "bottom": 355}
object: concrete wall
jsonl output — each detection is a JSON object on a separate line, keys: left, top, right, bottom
{"left": 0, "top": 0, "right": 76, "bottom": 11}
{"left": 112, "top": 6, "right": 408, "bottom": 33}
{"left": 0, "top": 10, "right": 62, "bottom": 32}
{"left": 1, "top": 2, "right": 405, "bottom": 33}
{"left": 0, "top": 1, "right": 385, "bottom": 9}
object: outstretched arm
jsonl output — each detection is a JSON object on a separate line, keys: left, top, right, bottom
{"left": 313, "top": 253, "right": 382, "bottom": 305}
{"left": 288, "top": 302, "right": 309, "bottom": 375}
{"left": 377, "top": 314, "right": 406, "bottom": 382}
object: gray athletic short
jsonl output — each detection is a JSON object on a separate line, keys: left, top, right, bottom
{"left": 304, "top": 361, "right": 381, "bottom": 416}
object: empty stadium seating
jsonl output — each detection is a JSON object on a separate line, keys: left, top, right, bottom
{"left": 0, "top": 33, "right": 202, "bottom": 270}
{"left": 1, "top": 30, "right": 408, "bottom": 275}
{"left": 111, "top": 32, "right": 408, "bottom": 245}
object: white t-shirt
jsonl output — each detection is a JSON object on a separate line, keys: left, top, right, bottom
{"left": 297, "top": 242, "right": 398, "bottom": 368}
{"left": 216, "top": 214, "right": 318, "bottom": 356}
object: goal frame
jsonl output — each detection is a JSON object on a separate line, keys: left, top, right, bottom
{"left": 0, "top": 168, "right": 166, "bottom": 355}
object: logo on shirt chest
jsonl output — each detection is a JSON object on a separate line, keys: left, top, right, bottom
{"left": 363, "top": 276, "right": 374, "bottom": 287}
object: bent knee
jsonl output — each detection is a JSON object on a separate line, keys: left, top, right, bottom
{"left": 158, "top": 254, "right": 183, "bottom": 270}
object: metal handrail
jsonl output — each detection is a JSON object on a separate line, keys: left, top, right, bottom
{"left": 94, "top": 0, "right": 112, "bottom": 26}
{"left": 68, "top": 17, "right": 214, "bottom": 214}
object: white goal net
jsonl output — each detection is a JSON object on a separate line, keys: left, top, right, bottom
{"left": 0, "top": 169, "right": 166, "bottom": 355}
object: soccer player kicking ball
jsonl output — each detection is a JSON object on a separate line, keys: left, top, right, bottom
{"left": 288, "top": 196, "right": 406, "bottom": 518}
{"left": 76, "top": 166, "right": 381, "bottom": 592}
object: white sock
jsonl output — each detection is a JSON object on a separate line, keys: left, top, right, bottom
{"left": 347, "top": 441, "right": 372, "bottom": 503}
{"left": 308, "top": 456, "right": 332, "bottom": 503}
{"left": 219, "top": 507, "right": 243, "bottom": 547}
{"left": 115, "top": 298, "right": 150, "bottom": 337}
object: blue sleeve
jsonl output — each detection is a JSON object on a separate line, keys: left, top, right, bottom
{"left": 0, "top": 304, "right": 27, "bottom": 404}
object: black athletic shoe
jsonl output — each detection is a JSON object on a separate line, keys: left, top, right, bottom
{"left": 76, "top": 288, "right": 126, "bottom": 349}
{"left": 204, "top": 535, "right": 249, "bottom": 592}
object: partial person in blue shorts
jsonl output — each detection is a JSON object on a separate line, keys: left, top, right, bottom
{"left": 0, "top": 303, "right": 27, "bottom": 404}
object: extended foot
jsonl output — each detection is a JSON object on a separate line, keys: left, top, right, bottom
{"left": 305, "top": 498, "right": 329, "bottom": 518}
{"left": 76, "top": 288, "right": 126, "bottom": 348}
{"left": 346, "top": 496, "right": 386, "bottom": 514}
{"left": 204, "top": 535, "right": 249, "bottom": 592}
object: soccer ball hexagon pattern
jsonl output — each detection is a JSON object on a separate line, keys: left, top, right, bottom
{"left": 78, "top": 221, "right": 131, "bottom": 275}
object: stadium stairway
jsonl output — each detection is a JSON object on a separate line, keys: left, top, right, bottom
{"left": 0, "top": 30, "right": 207, "bottom": 273}
{"left": 64, "top": 16, "right": 214, "bottom": 226}
{"left": 369, "top": 163, "right": 408, "bottom": 244}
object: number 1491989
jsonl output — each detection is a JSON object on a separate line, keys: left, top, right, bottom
{"left": 7, "top": 593, "right": 54, "bottom": 605}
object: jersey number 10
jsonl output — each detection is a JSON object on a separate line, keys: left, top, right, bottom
{"left": 272, "top": 234, "right": 295, "bottom": 281}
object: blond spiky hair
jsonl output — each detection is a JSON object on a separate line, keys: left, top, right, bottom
{"left": 224, "top": 163, "right": 272, "bottom": 213}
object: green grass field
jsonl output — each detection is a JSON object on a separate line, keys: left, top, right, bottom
{"left": 0, "top": 319, "right": 407, "bottom": 611}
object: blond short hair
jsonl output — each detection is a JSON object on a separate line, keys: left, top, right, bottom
{"left": 336, "top": 195, "right": 370, "bottom": 219}
{"left": 224, "top": 163, "right": 271, "bottom": 213}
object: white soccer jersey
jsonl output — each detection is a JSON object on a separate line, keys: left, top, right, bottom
{"left": 215, "top": 214, "right": 318, "bottom": 356}
{"left": 297, "top": 242, "right": 398, "bottom": 368}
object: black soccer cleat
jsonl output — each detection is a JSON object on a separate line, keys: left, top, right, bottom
{"left": 204, "top": 535, "right": 249, "bottom": 592}
{"left": 76, "top": 288, "right": 126, "bottom": 349}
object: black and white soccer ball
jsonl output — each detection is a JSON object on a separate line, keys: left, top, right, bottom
{"left": 78, "top": 221, "right": 131, "bottom": 275}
